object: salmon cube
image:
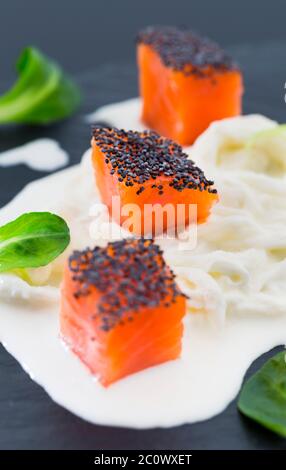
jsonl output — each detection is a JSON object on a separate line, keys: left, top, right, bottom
{"left": 137, "top": 26, "right": 243, "bottom": 145}
{"left": 60, "top": 239, "right": 187, "bottom": 386}
{"left": 91, "top": 126, "right": 218, "bottom": 236}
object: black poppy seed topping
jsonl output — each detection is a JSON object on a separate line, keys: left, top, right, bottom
{"left": 92, "top": 126, "right": 217, "bottom": 195}
{"left": 69, "top": 239, "right": 187, "bottom": 331}
{"left": 137, "top": 26, "right": 238, "bottom": 76}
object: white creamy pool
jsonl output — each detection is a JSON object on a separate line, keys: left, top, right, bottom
{"left": 0, "top": 101, "right": 285, "bottom": 428}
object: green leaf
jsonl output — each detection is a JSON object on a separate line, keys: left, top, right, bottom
{"left": 0, "top": 47, "right": 81, "bottom": 125}
{"left": 245, "top": 124, "right": 286, "bottom": 148}
{"left": 0, "top": 212, "right": 70, "bottom": 272}
{"left": 243, "top": 124, "right": 286, "bottom": 175}
{"left": 238, "top": 351, "right": 286, "bottom": 437}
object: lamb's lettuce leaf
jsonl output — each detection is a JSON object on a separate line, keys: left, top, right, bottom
{"left": 0, "top": 47, "right": 81, "bottom": 125}
{"left": 238, "top": 351, "right": 286, "bottom": 437}
{"left": 0, "top": 212, "right": 70, "bottom": 273}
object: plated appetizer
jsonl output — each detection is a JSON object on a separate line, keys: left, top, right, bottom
{"left": 1, "top": 112, "right": 286, "bottom": 431}
{"left": 91, "top": 126, "right": 218, "bottom": 235}
{"left": 0, "top": 25, "right": 286, "bottom": 436}
{"left": 137, "top": 26, "right": 243, "bottom": 145}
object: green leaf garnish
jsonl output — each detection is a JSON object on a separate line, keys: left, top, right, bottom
{"left": 243, "top": 124, "right": 286, "bottom": 175}
{"left": 245, "top": 124, "right": 286, "bottom": 149}
{"left": 0, "top": 212, "right": 70, "bottom": 273}
{"left": 238, "top": 351, "right": 286, "bottom": 437}
{"left": 0, "top": 47, "right": 81, "bottom": 125}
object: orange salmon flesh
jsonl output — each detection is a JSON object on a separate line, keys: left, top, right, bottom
{"left": 137, "top": 27, "right": 243, "bottom": 146}
{"left": 60, "top": 239, "right": 187, "bottom": 387}
{"left": 91, "top": 127, "right": 218, "bottom": 236}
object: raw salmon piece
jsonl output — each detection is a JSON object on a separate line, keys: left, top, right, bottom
{"left": 137, "top": 26, "right": 243, "bottom": 146}
{"left": 91, "top": 127, "right": 218, "bottom": 236}
{"left": 60, "top": 239, "right": 187, "bottom": 386}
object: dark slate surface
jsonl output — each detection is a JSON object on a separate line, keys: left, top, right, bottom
{"left": 0, "top": 42, "right": 286, "bottom": 450}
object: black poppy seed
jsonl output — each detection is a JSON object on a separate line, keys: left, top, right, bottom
{"left": 92, "top": 126, "right": 216, "bottom": 195}
{"left": 137, "top": 26, "right": 238, "bottom": 76}
{"left": 101, "top": 325, "right": 110, "bottom": 332}
{"left": 69, "top": 239, "right": 186, "bottom": 331}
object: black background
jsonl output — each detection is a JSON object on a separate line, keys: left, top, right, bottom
{"left": 0, "top": 0, "right": 286, "bottom": 450}
{"left": 2, "top": 0, "right": 286, "bottom": 83}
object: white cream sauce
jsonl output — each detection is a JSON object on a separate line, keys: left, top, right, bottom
{"left": 0, "top": 138, "right": 69, "bottom": 172}
{"left": 0, "top": 101, "right": 286, "bottom": 429}
{"left": 86, "top": 97, "right": 144, "bottom": 131}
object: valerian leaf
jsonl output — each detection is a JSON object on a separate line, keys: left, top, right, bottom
{"left": 0, "top": 47, "right": 81, "bottom": 125}
{"left": 0, "top": 212, "right": 70, "bottom": 272}
{"left": 238, "top": 351, "right": 286, "bottom": 438}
